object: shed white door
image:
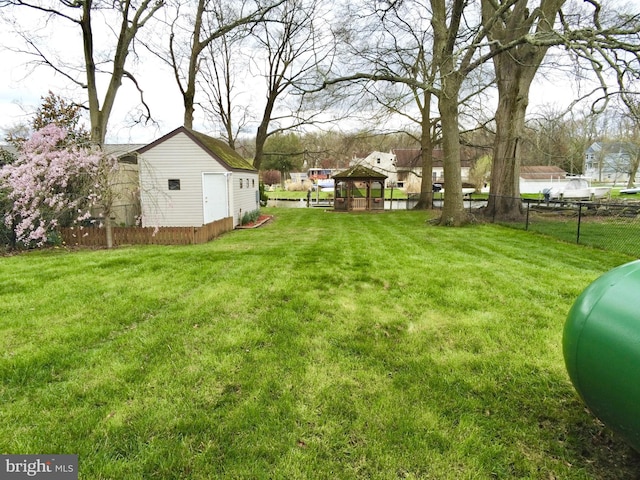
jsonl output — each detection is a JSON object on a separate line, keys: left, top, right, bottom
{"left": 203, "top": 173, "right": 229, "bottom": 224}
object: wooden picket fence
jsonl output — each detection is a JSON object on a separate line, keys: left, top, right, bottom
{"left": 58, "top": 217, "right": 234, "bottom": 247}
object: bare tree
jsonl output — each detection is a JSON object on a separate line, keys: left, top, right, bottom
{"left": 199, "top": 30, "right": 251, "bottom": 148}
{"left": 429, "top": 0, "right": 489, "bottom": 225}
{"left": 0, "top": 0, "right": 166, "bottom": 145}
{"left": 481, "top": 0, "right": 563, "bottom": 219}
{"left": 524, "top": 106, "right": 600, "bottom": 175}
{"left": 324, "top": 0, "right": 519, "bottom": 224}
{"left": 618, "top": 84, "right": 640, "bottom": 188}
{"left": 348, "top": 0, "right": 441, "bottom": 209}
{"left": 249, "top": 0, "right": 337, "bottom": 170}
{"left": 483, "top": 0, "right": 640, "bottom": 220}
{"left": 154, "top": 0, "right": 284, "bottom": 130}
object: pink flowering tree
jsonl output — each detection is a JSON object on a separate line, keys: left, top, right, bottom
{"left": 0, "top": 124, "right": 117, "bottom": 248}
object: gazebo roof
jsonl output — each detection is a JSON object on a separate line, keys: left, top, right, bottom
{"left": 332, "top": 164, "right": 388, "bottom": 180}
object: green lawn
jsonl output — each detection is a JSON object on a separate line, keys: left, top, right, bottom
{"left": 1, "top": 208, "right": 639, "bottom": 479}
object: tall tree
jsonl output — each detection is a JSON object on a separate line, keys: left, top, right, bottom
{"left": 482, "top": 0, "right": 564, "bottom": 220}
{"left": 156, "top": 0, "right": 284, "bottom": 130}
{"left": 483, "top": 0, "right": 640, "bottom": 220}
{"left": 349, "top": 0, "right": 442, "bottom": 209}
{"left": 429, "top": 0, "right": 486, "bottom": 225}
{"left": 322, "top": 0, "right": 496, "bottom": 224}
{"left": 618, "top": 66, "right": 640, "bottom": 187}
{"left": 199, "top": 30, "right": 249, "bottom": 148}
{"left": 0, "top": 0, "right": 165, "bottom": 145}
{"left": 262, "top": 132, "right": 304, "bottom": 184}
{"left": 250, "top": 0, "right": 336, "bottom": 170}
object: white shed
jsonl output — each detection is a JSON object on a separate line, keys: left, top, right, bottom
{"left": 137, "top": 126, "right": 259, "bottom": 228}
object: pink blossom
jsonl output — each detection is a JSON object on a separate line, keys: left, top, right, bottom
{"left": 0, "top": 124, "right": 117, "bottom": 247}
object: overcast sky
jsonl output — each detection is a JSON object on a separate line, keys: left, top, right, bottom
{"left": 0, "top": 44, "right": 189, "bottom": 144}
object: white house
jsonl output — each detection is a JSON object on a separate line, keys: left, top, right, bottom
{"left": 350, "top": 148, "right": 478, "bottom": 192}
{"left": 137, "top": 126, "right": 259, "bottom": 228}
{"left": 352, "top": 151, "right": 398, "bottom": 186}
{"left": 584, "top": 142, "right": 640, "bottom": 184}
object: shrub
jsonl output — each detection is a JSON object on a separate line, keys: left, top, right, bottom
{"left": 262, "top": 170, "right": 281, "bottom": 185}
{"left": 259, "top": 182, "right": 268, "bottom": 206}
{"left": 285, "top": 179, "right": 314, "bottom": 191}
{"left": 241, "top": 209, "right": 261, "bottom": 226}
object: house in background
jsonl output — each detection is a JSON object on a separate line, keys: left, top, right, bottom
{"left": 584, "top": 142, "right": 640, "bottom": 184}
{"left": 393, "top": 148, "right": 474, "bottom": 192}
{"left": 137, "top": 126, "right": 259, "bottom": 228}
{"left": 353, "top": 151, "right": 397, "bottom": 186}
{"left": 519, "top": 166, "right": 568, "bottom": 194}
{"left": 313, "top": 147, "right": 481, "bottom": 193}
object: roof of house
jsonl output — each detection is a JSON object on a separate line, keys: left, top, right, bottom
{"left": 137, "top": 126, "right": 256, "bottom": 172}
{"left": 520, "top": 166, "right": 567, "bottom": 180}
{"left": 105, "top": 144, "right": 146, "bottom": 156}
{"left": 587, "top": 141, "right": 639, "bottom": 156}
{"left": 333, "top": 164, "right": 388, "bottom": 180}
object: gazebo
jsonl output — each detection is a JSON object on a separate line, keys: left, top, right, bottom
{"left": 332, "top": 165, "right": 387, "bottom": 212}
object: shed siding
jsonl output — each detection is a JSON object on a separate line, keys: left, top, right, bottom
{"left": 233, "top": 174, "right": 260, "bottom": 224}
{"left": 139, "top": 132, "right": 230, "bottom": 227}
{"left": 139, "top": 130, "right": 258, "bottom": 227}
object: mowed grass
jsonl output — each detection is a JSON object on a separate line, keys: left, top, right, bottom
{"left": 1, "top": 208, "right": 639, "bottom": 479}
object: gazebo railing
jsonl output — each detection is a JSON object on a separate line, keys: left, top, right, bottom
{"left": 352, "top": 198, "right": 367, "bottom": 210}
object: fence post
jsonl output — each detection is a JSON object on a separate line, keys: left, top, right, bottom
{"left": 492, "top": 195, "right": 496, "bottom": 223}
{"left": 577, "top": 202, "right": 583, "bottom": 244}
{"left": 525, "top": 200, "right": 530, "bottom": 231}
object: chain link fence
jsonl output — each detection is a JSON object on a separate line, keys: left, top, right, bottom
{"left": 501, "top": 197, "right": 640, "bottom": 258}
{"left": 408, "top": 193, "right": 640, "bottom": 258}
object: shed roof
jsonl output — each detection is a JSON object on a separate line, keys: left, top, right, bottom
{"left": 333, "top": 164, "right": 388, "bottom": 180}
{"left": 137, "top": 126, "right": 256, "bottom": 172}
{"left": 520, "top": 166, "right": 567, "bottom": 180}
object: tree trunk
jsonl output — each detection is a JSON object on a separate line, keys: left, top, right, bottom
{"left": 485, "top": 56, "right": 539, "bottom": 220}
{"left": 413, "top": 102, "right": 435, "bottom": 210}
{"left": 183, "top": 89, "right": 196, "bottom": 130}
{"left": 253, "top": 96, "right": 277, "bottom": 170}
{"left": 485, "top": 65, "right": 529, "bottom": 219}
{"left": 105, "top": 215, "right": 113, "bottom": 249}
{"left": 414, "top": 147, "right": 434, "bottom": 209}
{"left": 482, "top": 0, "right": 562, "bottom": 221}
{"left": 437, "top": 90, "right": 466, "bottom": 225}
{"left": 628, "top": 151, "right": 640, "bottom": 188}
{"left": 430, "top": 0, "right": 467, "bottom": 226}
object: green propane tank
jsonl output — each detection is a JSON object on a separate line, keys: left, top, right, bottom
{"left": 563, "top": 260, "right": 640, "bottom": 451}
